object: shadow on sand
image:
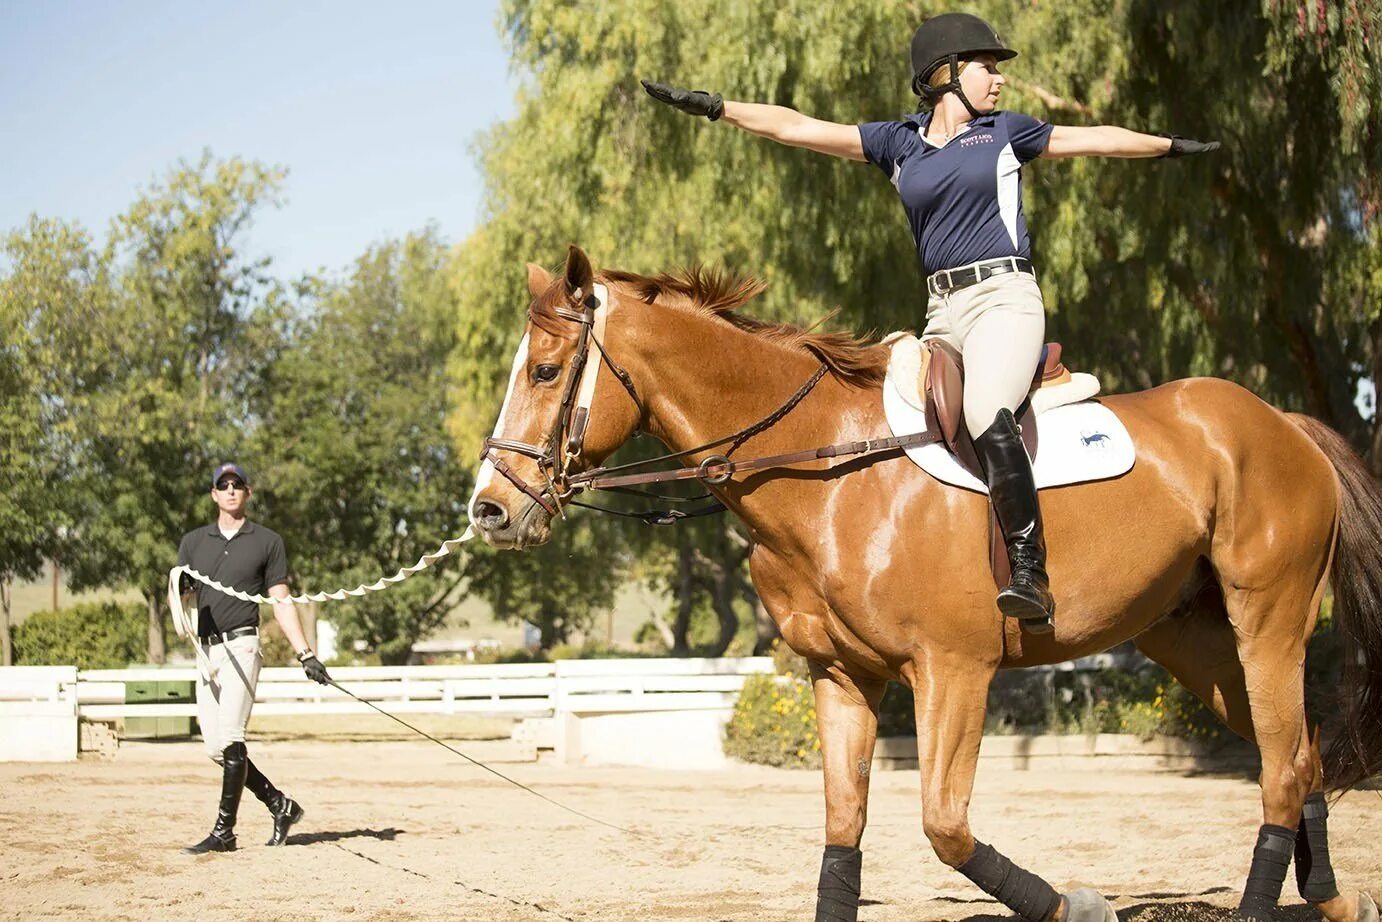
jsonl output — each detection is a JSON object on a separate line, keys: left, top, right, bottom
{"left": 285, "top": 827, "right": 404, "bottom": 846}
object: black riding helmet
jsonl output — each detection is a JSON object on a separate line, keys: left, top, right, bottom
{"left": 910, "top": 12, "right": 1016, "bottom": 117}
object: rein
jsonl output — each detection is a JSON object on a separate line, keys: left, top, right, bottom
{"left": 479, "top": 282, "right": 943, "bottom": 525}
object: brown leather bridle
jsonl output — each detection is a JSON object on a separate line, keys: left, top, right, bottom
{"left": 479, "top": 283, "right": 638, "bottom": 516}
{"left": 479, "top": 281, "right": 944, "bottom": 523}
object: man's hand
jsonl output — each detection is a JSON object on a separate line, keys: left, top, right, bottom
{"left": 641, "top": 79, "right": 724, "bottom": 121}
{"left": 300, "top": 654, "right": 331, "bottom": 685}
{"left": 1161, "top": 135, "right": 1221, "bottom": 158}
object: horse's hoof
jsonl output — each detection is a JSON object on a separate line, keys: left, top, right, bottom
{"left": 1062, "top": 887, "right": 1117, "bottom": 922}
{"left": 1358, "top": 892, "right": 1378, "bottom": 922}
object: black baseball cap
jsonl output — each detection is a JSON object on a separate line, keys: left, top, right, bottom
{"left": 211, "top": 462, "right": 249, "bottom": 488}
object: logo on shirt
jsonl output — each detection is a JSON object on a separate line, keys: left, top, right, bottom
{"left": 959, "top": 133, "right": 995, "bottom": 147}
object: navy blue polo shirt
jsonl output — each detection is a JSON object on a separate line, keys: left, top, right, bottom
{"left": 858, "top": 110, "right": 1053, "bottom": 275}
{"left": 177, "top": 520, "right": 289, "bottom": 637}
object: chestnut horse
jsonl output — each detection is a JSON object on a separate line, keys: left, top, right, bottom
{"left": 469, "top": 246, "right": 1382, "bottom": 922}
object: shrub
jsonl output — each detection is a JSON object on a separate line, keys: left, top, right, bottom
{"left": 12, "top": 601, "right": 147, "bottom": 669}
{"left": 724, "top": 672, "right": 821, "bottom": 768}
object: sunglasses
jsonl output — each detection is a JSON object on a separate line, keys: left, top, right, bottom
{"left": 215, "top": 479, "right": 247, "bottom": 492}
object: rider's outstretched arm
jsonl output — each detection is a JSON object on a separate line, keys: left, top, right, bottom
{"left": 641, "top": 79, "right": 865, "bottom": 161}
{"left": 721, "top": 102, "right": 866, "bottom": 161}
{"left": 1042, "top": 125, "right": 1219, "bottom": 160}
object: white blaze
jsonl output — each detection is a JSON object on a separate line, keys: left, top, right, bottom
{"left": 468, "top": 332, "right": 530, "bottom": 522}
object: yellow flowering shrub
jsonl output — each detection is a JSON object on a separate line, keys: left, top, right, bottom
{"left": 724, "top": 673, "right": 822, "bottom": 768}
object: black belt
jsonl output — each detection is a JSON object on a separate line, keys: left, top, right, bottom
{"left": 199, "top": 626, "right": 259, "bottom": 646}
{"left": 927, "top": 257, "right": 1035, "bottom": 297}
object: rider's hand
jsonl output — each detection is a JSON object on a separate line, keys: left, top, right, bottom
{"left": 640, "top": 79, "right": 724, "bottom": 121}
{"left": 299, "top": 653, "right": 331, "bottom": 685}
{"left": 1161, "top": 135, "right": 1220, "bottom": 158}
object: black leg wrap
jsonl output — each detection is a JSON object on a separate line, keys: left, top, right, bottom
{"left": 814, "top": 845, "right": 862, "bottom": 922}
{"left": 958, "top": 841, "right": 1061, "bottom": 922}
{"left": 1238, "top": 823, "right": 1295, "bottom": 920}
{"left": 1295, "top": 792, "right": 1340, "bottom": 903}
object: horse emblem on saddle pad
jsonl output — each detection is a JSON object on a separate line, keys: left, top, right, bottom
{"left": 882, "top": 333, "right": 1135, "bottom": 494}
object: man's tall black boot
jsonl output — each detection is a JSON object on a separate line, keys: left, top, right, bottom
{"left": 245, "top": 756, "right": 304, "bottom": 846}
{"left": 973, "top": 408, "right": 1056, "bottom": 633}
{"left": 184, "top": 741, "right": 247, "bottom": 854}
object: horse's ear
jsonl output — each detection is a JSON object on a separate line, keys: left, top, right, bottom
{"left": 526, "top": 263, "right": 553, "bottom": 299}
{"left": 564, "top": 245, "right": 594, "bottom": 300}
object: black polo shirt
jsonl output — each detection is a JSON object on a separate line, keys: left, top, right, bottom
{"left": 177, "top": 520, "right": 289, "bottom": 637}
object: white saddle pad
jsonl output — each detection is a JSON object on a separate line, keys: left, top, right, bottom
{"left": 881, "top": 335, "right": 1136, "bottom": 494}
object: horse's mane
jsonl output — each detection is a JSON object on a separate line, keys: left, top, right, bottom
{"left": 600, "top": 267, "right": 889, "bottom": 388}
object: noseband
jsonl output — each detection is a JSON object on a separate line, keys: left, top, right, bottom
{"left": 480, "top": 283, "right": 639, "bottom": 516}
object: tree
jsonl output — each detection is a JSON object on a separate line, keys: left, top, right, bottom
{"left": 253, "top": 231, "right": 475, "bottom": 664}
{"left": 55, "top": 154, "right": 291, "bottom": 663}
{"left": 449, "top": 1, "right": 931, "bottom": 653}
{"left": 446, "top": 0, "right": 1380, "bottom": 655}
{"left": 461, "top": 510, "right": 632, "bottom": 650}
{"left": 0, "top": 219, "right": 96, "bottom": 664}
{"left": 982, "top": 0, "right": 1382, "bottom": 443}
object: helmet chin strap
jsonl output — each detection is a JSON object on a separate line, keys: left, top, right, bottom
{"left": 947, "top": 55, "right": 984, "bottom": 119}
{"left": 921, "top": 54, "right": 983, "bottom": 120}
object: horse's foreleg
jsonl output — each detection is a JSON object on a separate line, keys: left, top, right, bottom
{"left": 809, "top": 661, "right": 885, "bottom": 922}
{"left": 909, "top": 651, "right": 1108, "bottom": 922}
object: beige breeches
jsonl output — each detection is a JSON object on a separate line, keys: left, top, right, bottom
{"left": 196, "top": 633, "right": 261, "bottom": 761}
{"left": 921, "top": 272, "right": 1047, "bottom": 441}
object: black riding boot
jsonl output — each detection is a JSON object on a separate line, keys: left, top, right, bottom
{"left": 184, "top": 741, "right": 247, "bottom": 854}
{"left": 973, "top": 408, "right": 1055, "bottom": 631}
{"left": 245, "top": 757, "right": 304, "bottom": 846}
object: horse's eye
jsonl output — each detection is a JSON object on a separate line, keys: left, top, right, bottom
{"left": 533, "top": 364, "right": 561, "bottom": 383}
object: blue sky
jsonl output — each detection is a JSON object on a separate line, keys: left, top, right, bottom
{"left": 0, "top": 1, "right": 514, "bottom": 280}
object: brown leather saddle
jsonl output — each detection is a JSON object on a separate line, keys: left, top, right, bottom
{"left": 922, "top": 340, "right": 1071, "bottom": 588}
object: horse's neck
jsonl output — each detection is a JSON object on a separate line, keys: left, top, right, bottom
{"left": 624, "top": 301, "right": 878, "bottom": 541}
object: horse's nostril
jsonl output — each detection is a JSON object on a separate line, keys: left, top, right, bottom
{"left": 474, "top": 501, "right": 509, "bottom": 528}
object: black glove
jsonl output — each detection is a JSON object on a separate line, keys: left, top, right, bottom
{"left": 1161, "top": 135, "right": 1221, "bottom": 158}
{"left": 300, "top": 654, "right": 331, "bottom": 685}
{"left": 641, "top": 79, "right": 724, "bottom": 121}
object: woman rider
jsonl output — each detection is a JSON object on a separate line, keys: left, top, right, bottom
{"left": 642, "top": 12, "right": 1218, "bottom": 633}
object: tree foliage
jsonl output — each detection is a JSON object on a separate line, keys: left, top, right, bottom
{"left": 3, "top": 154, "right": 291, "bottom": 663}
{"left": 254, "top": 231, "right": 474, "bottom": 663}
{"left": 0, "top": 218, "right": 93, "bottom": 664}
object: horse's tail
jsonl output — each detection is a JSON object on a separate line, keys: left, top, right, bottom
{"left": 1288, "top": 412, "right": 1382, "bottom": 792}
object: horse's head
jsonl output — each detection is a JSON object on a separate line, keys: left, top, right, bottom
{"left": 468, "top": 245, "right": 643, "bottom": 549}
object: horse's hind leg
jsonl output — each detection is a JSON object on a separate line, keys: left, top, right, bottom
{"left": 809, "top": 661, "right": 885, "bottom": 922}
{"left": 1138, "top": 597, "right": 1373, "bottom": 922}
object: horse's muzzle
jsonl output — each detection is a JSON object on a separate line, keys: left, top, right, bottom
{"left": 469, "top": 496, "right": 553, "bottom": 549}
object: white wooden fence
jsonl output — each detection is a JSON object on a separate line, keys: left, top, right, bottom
{"left": 0, "top": 658, "right": 776, "bottom": 765}
{"left": 1, "top": 652, "right": 1140, "bottom": 766}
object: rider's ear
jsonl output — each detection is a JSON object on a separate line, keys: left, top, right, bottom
{"left": 564, "top": 245, "right": 594, "bottom": 300}
{"left": 526, "top": 263, "right": 553, "bottom": 299}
